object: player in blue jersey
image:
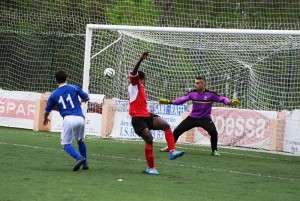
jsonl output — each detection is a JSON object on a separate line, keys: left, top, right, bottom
{"left": 159, "top": 76, "right": 240, "bottom": 156}
{"left": 43, "top": 70, "right": 90, "bottom": 171}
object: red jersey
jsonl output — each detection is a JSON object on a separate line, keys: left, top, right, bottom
{"left": 128, "top": 72, "right": 150, "bottom": 117}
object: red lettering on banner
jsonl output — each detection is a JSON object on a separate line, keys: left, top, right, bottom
{"left": 197, "top": 108, "right": 273, "bottom": 145}
{"left": 0, "top": 98, "right": 35, "bottom": 120}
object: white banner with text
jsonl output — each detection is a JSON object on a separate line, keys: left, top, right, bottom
{"left": 0, "top": 90, "right": 41, "bottom": 129}
{"left": 283, "top": 110, "right": 300, "bottom": 155}
{"left": 194, "top": 108, "right": 278, "bottom": 149}
{"left": 110, "top": 100, "right": 188, "bottom": 141}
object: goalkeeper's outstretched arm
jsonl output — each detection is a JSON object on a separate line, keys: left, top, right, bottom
{"left": 132, "top": 51, "right": 149, "bottom": 75}
{"left": 159, "top": 95, "right": 191, "bottom": 105}
{"left": 213, "top": 94, "right": 240, "bottom": 107}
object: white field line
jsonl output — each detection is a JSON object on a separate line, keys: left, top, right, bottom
{"left": 0, "top": 141, "right": 298, "bottom": 181}
{"left": 87, "top": 138, "right": 298, "bottom": 161}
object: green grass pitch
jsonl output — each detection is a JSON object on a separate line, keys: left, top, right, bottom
{"left": 0, "top": 127, "right": 299, "bottom": 201}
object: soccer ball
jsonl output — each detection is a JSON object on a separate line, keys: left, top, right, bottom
{"left": 104, "top": 68, "right": 115, "bottom": 79}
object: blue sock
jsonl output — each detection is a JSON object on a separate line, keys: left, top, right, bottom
{"left": 78, "top": 141, "right": 88, "bottom": 166}
{"left": 64, "top": 144, "right": 83, "bottom": 161}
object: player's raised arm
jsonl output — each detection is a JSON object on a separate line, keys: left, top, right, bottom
{"left": 132, "top": 51, "right": 149, "bottom": 75}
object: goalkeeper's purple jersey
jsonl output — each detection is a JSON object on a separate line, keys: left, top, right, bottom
{"left": 172, "top": 89, "right": 230, "bottom": 119}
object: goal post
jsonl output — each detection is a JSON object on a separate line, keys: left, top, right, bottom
{"left": 86, "top": 24, "right": 300, "bottom": 35}
{"left": 83, "top": 25, "right": 300, "bottom": 152}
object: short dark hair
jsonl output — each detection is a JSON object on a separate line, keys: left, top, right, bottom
{"left": 196, "top": 76, "right": 206, "bottom": 84}
{"left": 55, "top": 70, "right": 68, "bottom": 83}
{"left": 138, "top": 71, "right": 145, "bottom": 80}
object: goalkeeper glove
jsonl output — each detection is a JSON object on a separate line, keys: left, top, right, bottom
{"left": 158, "top": 98, "right": 171, "bottom": 104}
{"left": 229, "top": 99, "right": 240, "bottom": 106}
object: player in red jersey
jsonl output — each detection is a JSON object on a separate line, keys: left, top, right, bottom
{"left": 128, "top": 52, "right": 185, "bottom": 175}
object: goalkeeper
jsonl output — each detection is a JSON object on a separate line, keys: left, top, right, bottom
{"left": 159, "top": 76, "right": 240, "bottom": 156}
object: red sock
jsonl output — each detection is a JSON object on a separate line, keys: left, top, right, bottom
{"left": 145, "top": 144, "right": 154, "bottom": 168}
{"left": 164, "top": 128, "right": 175, "bottom": 153}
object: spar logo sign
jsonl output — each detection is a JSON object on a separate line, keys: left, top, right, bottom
{"left": 197, "top": 108, "right": 275, "bottom": 145}
{"left": 0, "top": 98, "right": 35, "bottom": 120}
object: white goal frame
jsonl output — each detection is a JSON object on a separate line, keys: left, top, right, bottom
{"left": 82, "top": 24, "right": 300, "bottom": 113}
{"left": 83, "top": 24, "right": 300, "bottom": 92}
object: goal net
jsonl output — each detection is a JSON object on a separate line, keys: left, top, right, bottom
{"left": 84, "top": 25, "right": 300, "bottom": 152}
{"left": 84, "top": 25, "right": 300, "bottom": 111}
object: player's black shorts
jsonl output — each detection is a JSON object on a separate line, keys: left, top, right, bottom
{"left": 174, "top": 116, "right": 218, "bottom": 136}
{"left": 131, "top": 116, "right": 154, "bottom": 136}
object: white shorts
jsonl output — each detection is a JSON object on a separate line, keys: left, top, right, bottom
{"left": 61, "top": 115, "right": 85, "bottom": 145}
